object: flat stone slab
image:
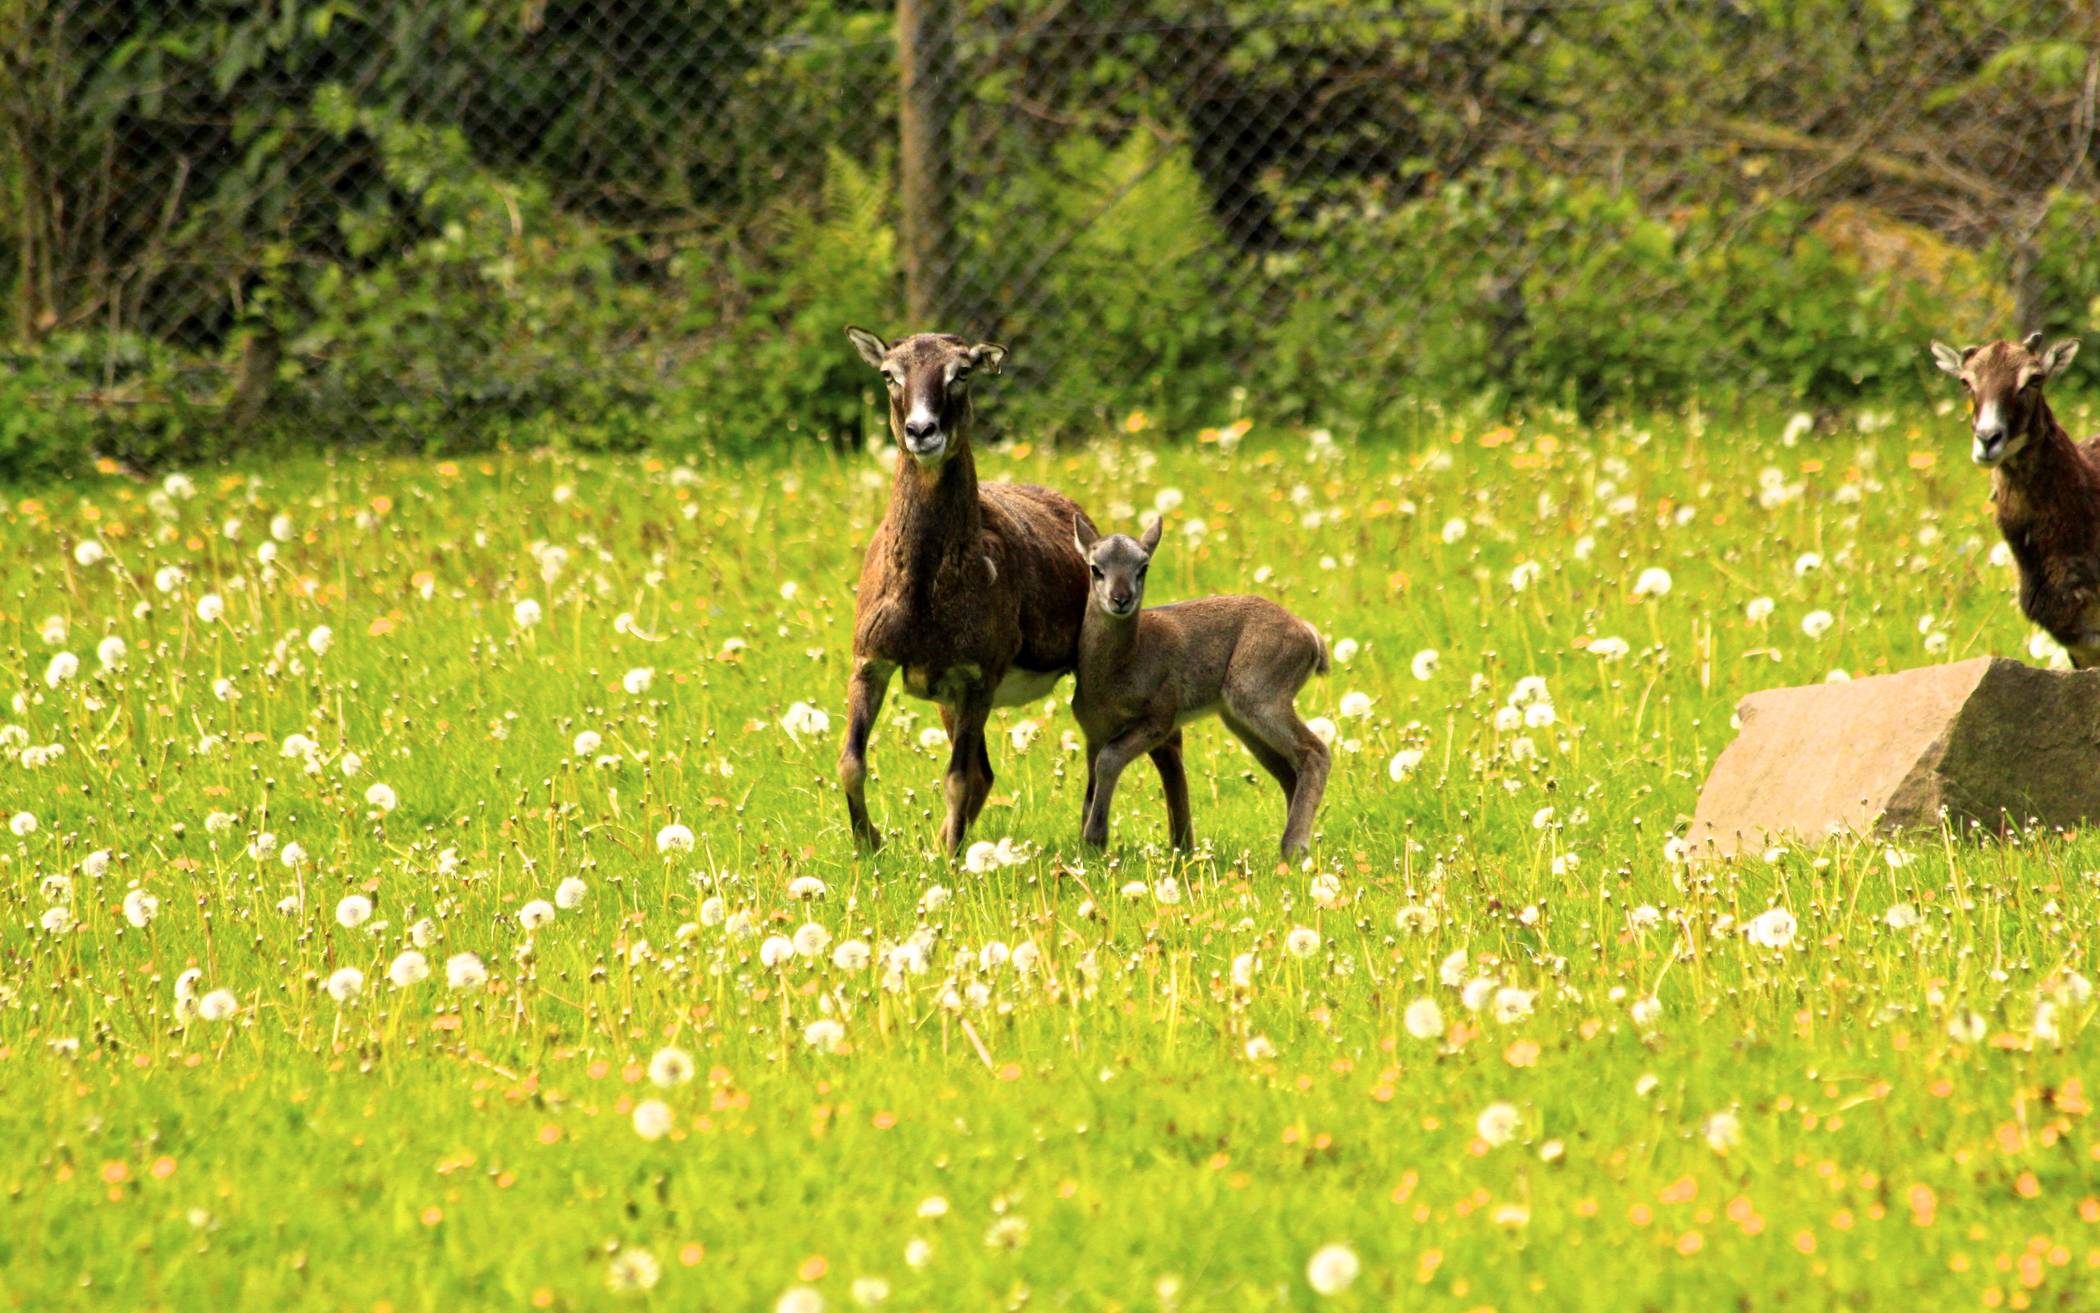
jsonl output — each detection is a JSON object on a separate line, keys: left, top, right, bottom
{"left": 1688, "top": 656, "right": 2100, "bottom": 859}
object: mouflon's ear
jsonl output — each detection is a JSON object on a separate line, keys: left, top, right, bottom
{"left": 2040, "top": 338, "right": 2082, "bottom": 379}
{"left": 967, "top": 342, "right": 1008, "bottom": 375}
{"left": 846, "top": 326, "right": 889, "bottom": 369}
{"left": 1073, "top": 514, "right": 1100, "bottom": 557}
{"left": 1928, "top": 340, "right": 1969, "bottom": 378}
{"left": 1139, "top": 516, "right": 1164, "bottom": 555}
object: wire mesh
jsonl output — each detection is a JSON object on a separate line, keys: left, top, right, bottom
{"left": 1, "top": 1, "right": 2093, "bottom": 461}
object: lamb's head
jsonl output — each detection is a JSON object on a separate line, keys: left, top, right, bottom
{"left": 846, "top": 327, "right": 1007, "bottom": 467}
{"left": 1931, "top": 333, "right": 2080, "bottom": 468}
{"left": 1074, "top": 516, "right": 1164, "bottom": 619}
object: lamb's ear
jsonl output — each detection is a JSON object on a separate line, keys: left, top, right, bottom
{"left": 846, "top": 326, "right": 889, "bottom": 369}
{"left": 1929, "top": 341, "right": 1969, "bottom": 378}
{"left": 1073, "top": 514, "right": 1099, "bottom": 557}
{"left": 2041, "top": 338, "right": 2082, "bottom": 379}
{"left": 968, "top": 342, "right": 1008, "bottom": 375}
{"left": 1140, "top": 516, "right": 1164, "bottom": 555}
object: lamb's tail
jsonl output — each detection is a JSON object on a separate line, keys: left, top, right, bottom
{"left": 1307, "top": 621, "right": 1330, "bottom": 676}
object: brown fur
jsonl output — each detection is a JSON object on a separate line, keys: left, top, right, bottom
{"left": 1072, "top": 517, "right": 1331, "bottom": 857}
{"left": 837, "top": 328, "right": 1096, "bottom": 854}
{"left": 1932, "top": 335, "right": 2100, "bottom": 665}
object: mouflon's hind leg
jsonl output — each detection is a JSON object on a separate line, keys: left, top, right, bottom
{"left": 1228, "top": 700, "right": 1328, "bottom": 859}
{"left": 839, "top": 658, "right": 895, "bottom": 851}
{"left": 1222, "top": 713, "right": 1297, "bottom": 805}
{"left": 1149, "top": 729, "right": 1193, "bottom": 849}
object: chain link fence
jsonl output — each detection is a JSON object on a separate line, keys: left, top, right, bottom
{"left": 2, "top": 2, "right": 2094, "bottom": 470}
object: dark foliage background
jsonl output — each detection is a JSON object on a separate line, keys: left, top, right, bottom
{"left": 2, "top": 1, "right": 2094, "bottom": 474}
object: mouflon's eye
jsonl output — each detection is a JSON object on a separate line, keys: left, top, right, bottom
{"left": 1089, "top": 565, "right": 1103, "bottom": 579}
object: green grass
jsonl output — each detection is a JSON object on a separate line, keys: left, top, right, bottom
{"left": 5, "top": 410, "right": 2100, "bottom": 1312}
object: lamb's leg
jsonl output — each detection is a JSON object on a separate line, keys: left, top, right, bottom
{"left": 938, "top": 690, "right": 995, "bottom": 856}
{"left": 1230, "top": 699, "right": 1329, "bottom": 859}
{"left": 1082, "top": 725, "right": 1165, "bottom": 849}
{"left": 1149, "top": 729, "right": 1193, "bottom": 849}
{"left": 839, "top": 658, "right": 895, "bottom": 851}
{"left": 1222, "top": 713, "right": 1298, "bottom": 804}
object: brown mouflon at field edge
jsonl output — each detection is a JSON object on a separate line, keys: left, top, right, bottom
{"left": 1930, "top": 333, "right": 2099, "bottom": 666}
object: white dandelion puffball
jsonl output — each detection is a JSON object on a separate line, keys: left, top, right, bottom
{"left": 555, "top": 877, "right": 588, "bottom": 910}
{"left": 1387, "top": 748, "right": 1425, "bottom": 781}
{"left": 919, "top": 885, "right": 952, "bottom": 913}
{"left": 122, "top": 889, "right": 160, "bottom": 928}
{"left": 1305, "top": 1243, "right": 1361, "bottom": 1296}
{"left": 1476, "top": 1101, "right": 1521, "bottom": 1147}
{"left": 777, "top": 1286, "right": 826, "bottom": 1313}
{"left": 1404, "top": 997, "right": 1444, "bottom": 1040}
{"left": 325, "top": 968, "right": 365, "bottom": 1003}
{"left": 1440, "top": 516, "right": 1468, "bottom": 544}
{"left": 11, "top": 811, "right": 39, "bottom": 836}
{"left": 1338, "top": 690, "right": 1373, "bottom": 719}
{"left": 445, "top": 952, "right": 488, "bottom": 990}
{"left": 1801, "top": 609, "right": 1835, "bottom": 640}
{"left": 648, "top": 1045, "right": 696, "bottom": 1088}
{"left": 622, "top": 666, "right": 654, "bottom": 695}
{"left": 364, "top": 783, "right": 397, "bottom": 813}
{"left": 759, "top": 936, "right": 795, "bottom": 968}
{"left": 792, "top": 921, "right": 832, "bottom": 959}
{"left": 196, "top": 593, "right": 225, "bottom": 623}
{"left": 97, "top": 636, "right": 127, "bottom": 669}
{"left": 512, "top": 598, "right": 542, "bottom": 628}
{"left": 306, "top": 625, "right": 334, "bottom": 656}
{"left": 335, "top": 895, "right": 373, "bottom": 929}
{"left": 1410, "top": 648, "right": 1439, "bottom": 680}
{"left": 41, "top": 904, "right": 75, "bottom": 934}
{"left": 1745, "top": 596, "right": 1775, "bottom": 623}
{"left": 573, "top": 729, "right": 602, "bottom": 757}
{"left": 787, "top": 875, "right": 827, "bottom": 899}
{"left": 1883, "top": 902, "right": 1920, "bottom": 931}
{"left": 1633, "top": 566, "right": 1672, "bottom": 597}
{"left": 803, "top": 1018, "right": 846, "bottom": 1053}
{"left": 1306, "top": 717, "right": 1338, "bottom": 747}
{"left": 1589, "top": 635, "right": 1631, "bottom": 660}
{"left": 1745, "top": 906, "right": 1797, "bottom": 950}
{"left": 655, "top": 823, "right": 695, "bottom": 854}
{"left": 517, "top": 899, "right": 556, "bottom": 930}
{"left": 387, "top": 951, "right": 430, "bottom": 988}
{"left": 632, "top": 1099, "right": 675, "bottom": 1141}
{"left": 80, "top": 849, "right": 112, "bottom": 878}
{"left": 1703, "top": 1110, "right": 1743, "bottom": 1153}
{"left": 74, "top": 540, "right": 107, "bottom": 567}
{"left": 1332, "top": 637, "right": 1360, "bottom": 665}
{"left": 964, "top": 841, "right": 1001, "bottom": 875}
{"left": 44, "top": 652, "right": 78, "bottom": 688}
{"left": 1284, "top": 926, "right": 1321, "bottom": 959}
{"left": 198, "top": 989, "right": 239, "bottom": 1022}
{"left": 781, "top": 701, "right": 831, "bottom": 739}
{"left": 832, "top": 939, "right": 872, "bottom": 971}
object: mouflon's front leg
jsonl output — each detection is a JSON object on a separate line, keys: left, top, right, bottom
{"left": 839, "top": 658, "right": 895, "bottom": 851}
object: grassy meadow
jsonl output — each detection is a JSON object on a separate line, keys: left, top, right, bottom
{"left": 5, "top": 404, "right": 2100, "bottom": 1311}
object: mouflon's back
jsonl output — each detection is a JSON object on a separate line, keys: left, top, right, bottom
{"left": 983, "top": 481, "right": 1094, "bottom": 673}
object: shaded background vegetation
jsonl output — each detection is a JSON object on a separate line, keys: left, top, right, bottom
{"left": 1, "top": 0, "right": 2095, "bottom": 475}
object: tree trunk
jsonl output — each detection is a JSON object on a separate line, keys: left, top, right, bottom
{"left": 898, "top": 0, "right": 957, "bottom": 329}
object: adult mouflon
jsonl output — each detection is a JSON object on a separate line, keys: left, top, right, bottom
{"left": 1930, "top": 333, "right": 2100, "bottom": 665}
{"left": 836, "top": 327, "right": 1100, "bottom": 854}
{"left": 1071, "top": 516, "right": 1330, "bottom": 857}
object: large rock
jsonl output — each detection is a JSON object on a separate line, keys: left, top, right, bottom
{"left": 1688, "top": 657, "right": 2100, "bottom": 859}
